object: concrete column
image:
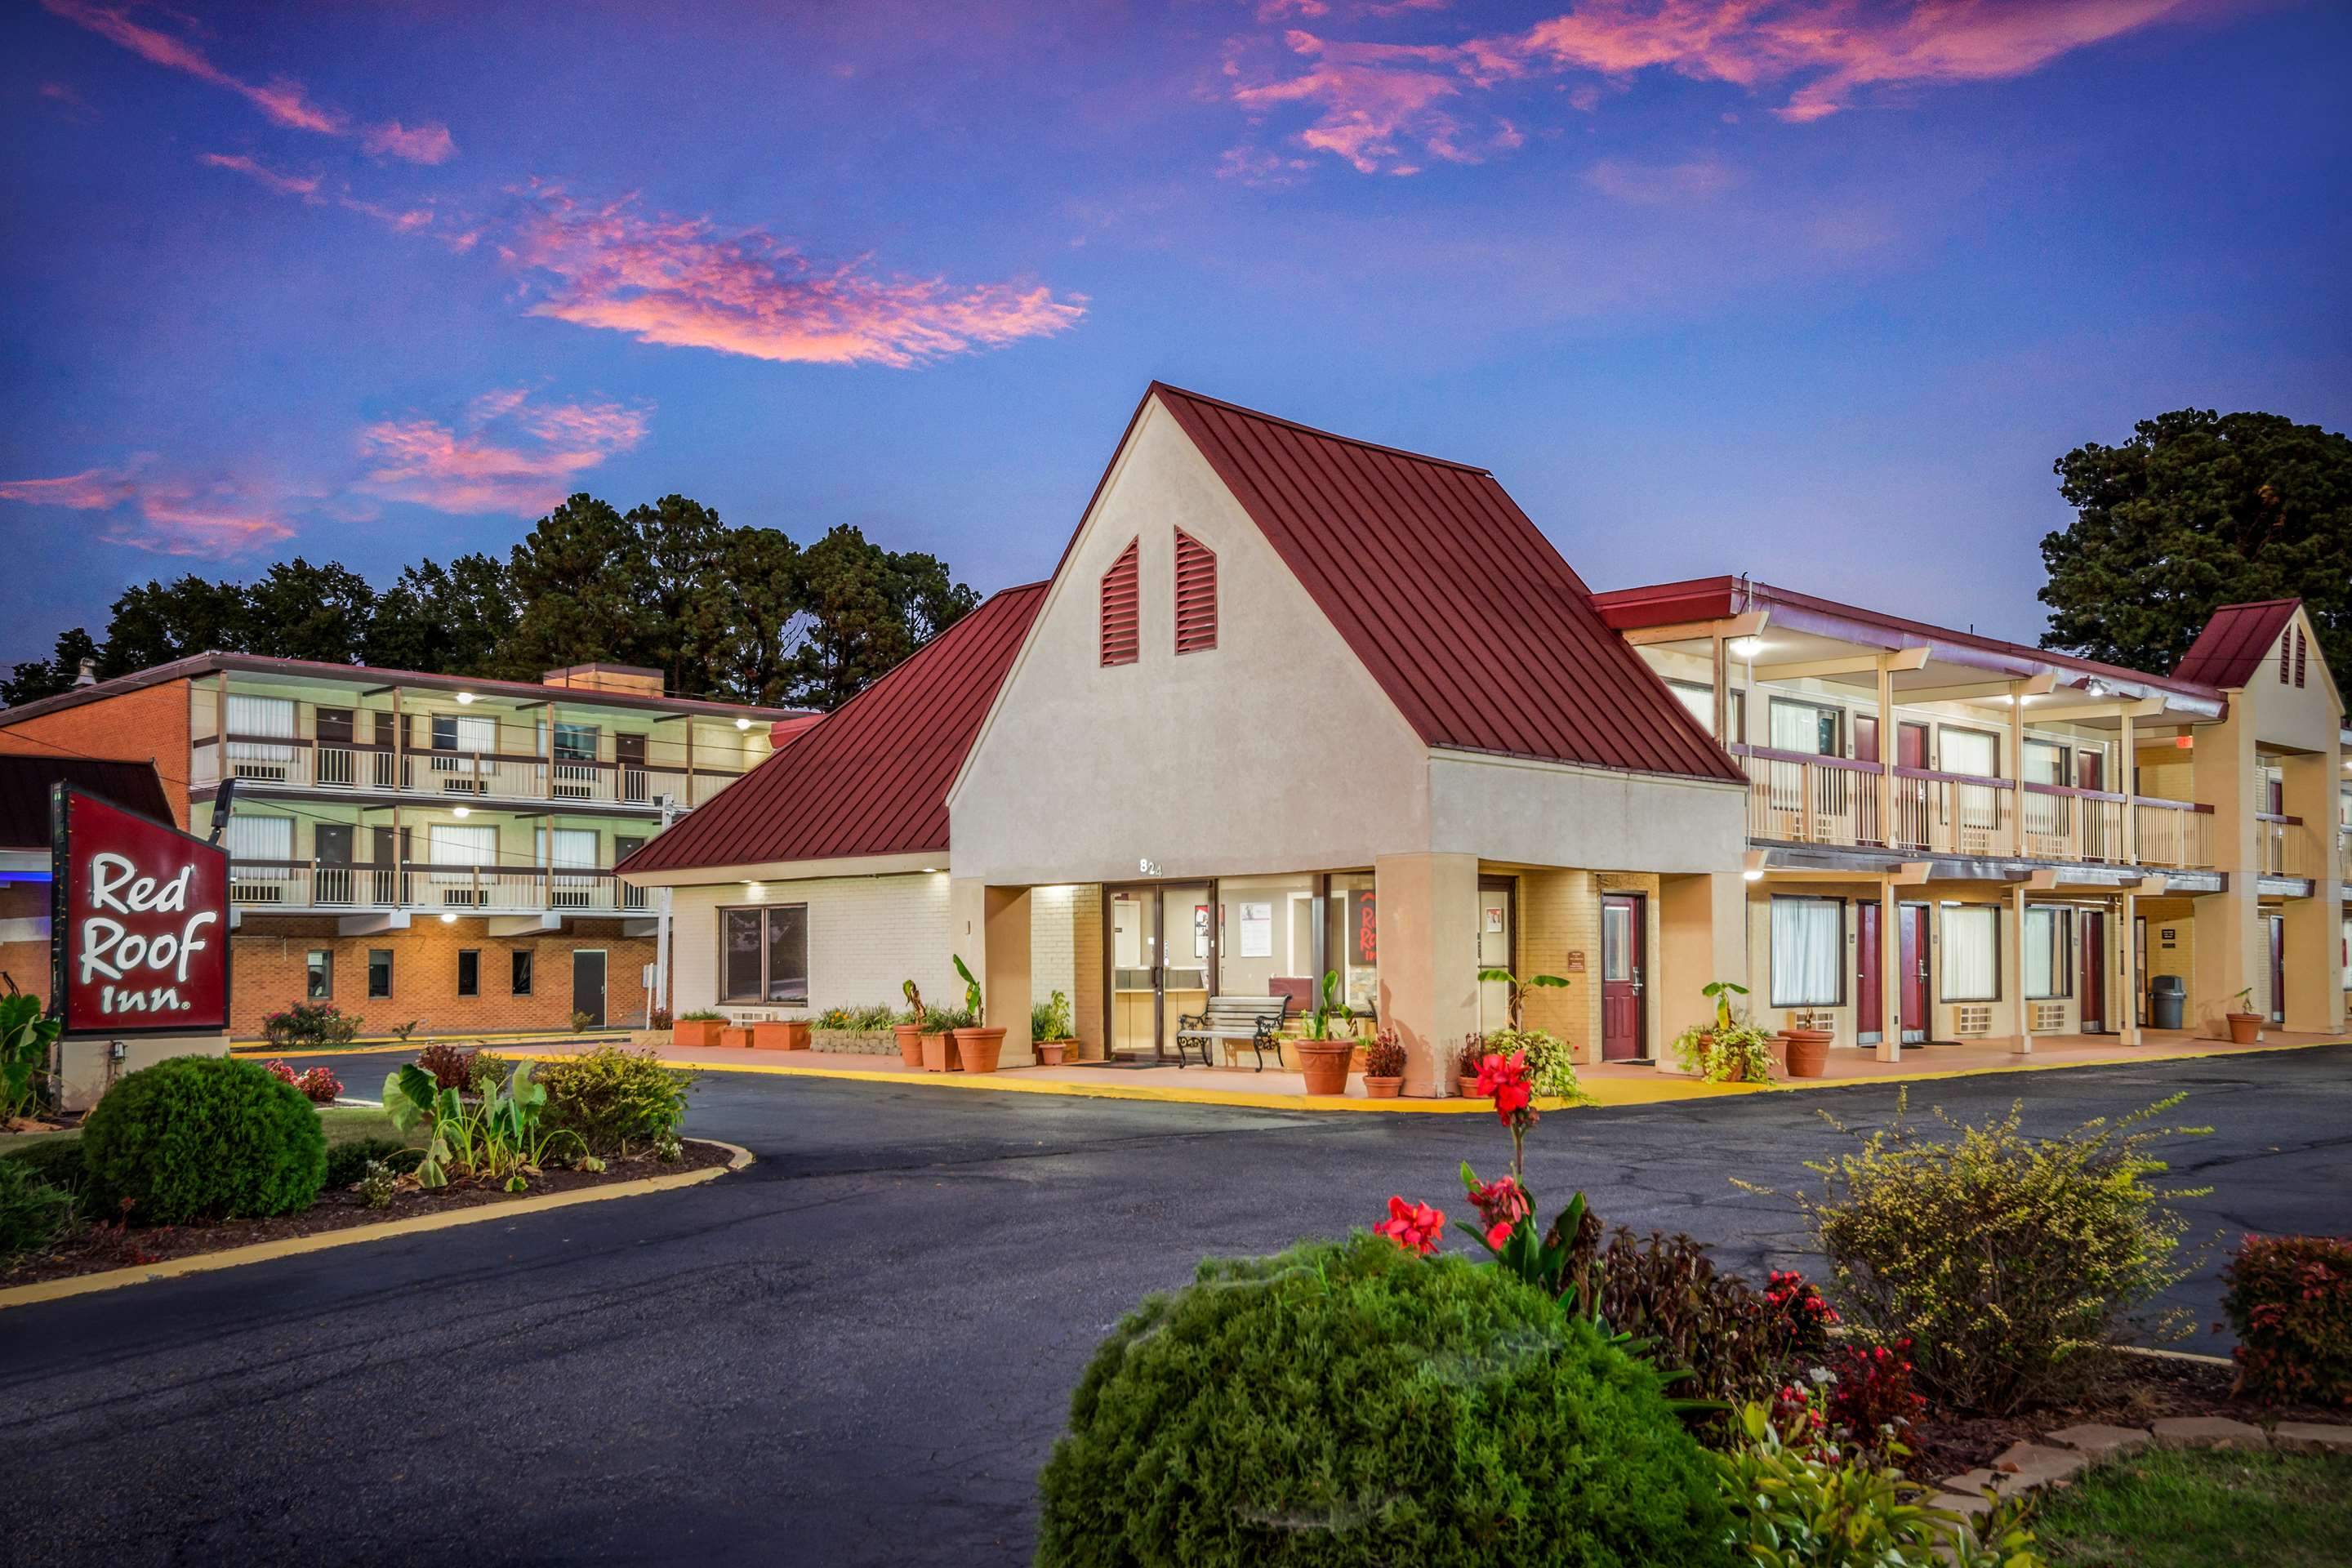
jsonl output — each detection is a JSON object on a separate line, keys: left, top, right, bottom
{"left": 1659, "top": 871, "right": 1749, "bottom": 1071}
{"left": 1372, "top": 853, "right": 1480, "bottom": 1098}
{"left": 951, "top": 878, "right": 1035, "bottom": 1064}
{"left": 2116, "top": 890, "right": 2140, "bottom": 1045}
{"left": 2279, "top": 750, "right": 2346, "bottom": 1033}
{"left": 2010, "top": 883, "right": 2031, "bottom": 1054}
{"left": 2007, "top": 680, "right": 2028, "bottom": 856}
{"left": 1878, "top": 879, "right": 1902, "bottom": 1062}
{"left": 2190, "top": 697, "right": 2261, "bottom": 1036}
{"left": 2119, "top": 707, "right": 2139, "bottom": 865}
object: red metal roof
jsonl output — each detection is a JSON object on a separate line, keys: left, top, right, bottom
{"left": 618, "top": 584, "right": 1047, "bottom": 875}
{"left": 2172, "top": 599, "right": 2302, "bottom": 689}
{"left": 1147, "top": 385, "right": 1744, "bottom": 782}
{"left": 1592, "top": 576, "right": 2229, "bottom": 706}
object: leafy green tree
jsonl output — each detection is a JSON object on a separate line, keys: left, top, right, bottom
{"left": 101, "top": 575, "right": 252, "bottom": 672}
{"left": 785, "top": 524, "right": 976, "bottom": 709}
{"left": 2039, "top": 410, "right": 2350, "bottom": 682}
{"left": 363, "top": 554, "right": 515, "bottom": 675}
{"left": 710, "top": 525, "right": 803, "bottom": 706}
{"left": 496, "top": 495, "right": 653, "bottom": 680}
{"left": 628, "top": 495, "right": 739, "bottom": 700}
{"left": 244, "top": 557, "right": 378, "bottom": 665}
{"left": 0, "top": 627, "right": 105, "bottom": 706}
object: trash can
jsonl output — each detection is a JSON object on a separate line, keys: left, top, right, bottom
{"left": 2149, "top": 974, "right": 2185, "bottom": 1031}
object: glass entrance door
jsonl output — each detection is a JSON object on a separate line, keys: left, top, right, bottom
{"left": 1105, "top": 883, "right": 1218, "bottom": 1062}
{"left": 1477, "top": 877, "right": 1515, "bottom": 1033}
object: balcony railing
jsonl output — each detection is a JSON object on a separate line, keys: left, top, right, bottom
{"left": 1738, "top": 747, "right": 2215, "bottom": 870}
{"left": 2256, "top": 814, "right": 2318, "bottom": 880}
{"left": 193, "top": 736, "right": 742, "bottom": 809}
{"left": 229, "top": 859, "right": 651, "bottom": 915}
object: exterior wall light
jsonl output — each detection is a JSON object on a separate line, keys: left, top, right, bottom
{"left": 735, "top": 717, "right": 751, "bottom": 730}
{"left": 455, "top": 692, "right": 478, "bottom": 705}
{"left": 1742, "top": 868, "right": 1765, "bottom": 882}
{"left": 439, "top": 911, "right": 457, "bottom": 924}
{"left": 452, "top": 805, "right": 470, "bottom": 817}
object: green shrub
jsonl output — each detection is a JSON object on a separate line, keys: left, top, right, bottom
{"left": 413, "top": 1041, "right": 477, "bottom": 1090}
{"left": 0, "top": 1159, "right": 74, "bottom": 1255}
{"left": 323, "top": 1137, "right": 420, "bottom": 1188}
{"left": 1, "top": 992, "right": 61, "bottom": 1120}
{"left": 1486, "top": 1025, "right": 1584, "bottom": 1102}
{"left": 81, "top": 1056, "right": 327, "bottom": 1224}
{"left": 1031, "top": 990, "right": 1074, "bottom": 1042}
{"left": 0, "top": 1136, "right": 91, "bottom": 1200}
{"left": 1711, "top": 1403, "right": 2044, "bottom": 1567}
{"left": 1036, "top": 1233, "right": 1732, "bottom": 1568}
{"left": 816, "top": 1004, "right": 898, "bottom": 1031}
{"left": 2221, "top": 1234, "right": 2352, "bottom": 1407}
{"left": 534, "top": 1045, "right": 693, "bottom": 1156}
{"left": 260, "top": 1001, "right": 361, "bottom": 1049}
{"left": 1765, "top": 1090, "right": 2204, "bottom": 1415}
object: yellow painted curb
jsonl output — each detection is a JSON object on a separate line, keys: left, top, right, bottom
{"left": 1748, "top": 1036, "right": 2352, "bottom": 1097}
{"left": 482, "top": 1051, "right": 1765, "bottom": 1113}
{"left": 0, "top": 1141, "right": 753, "bottom": 1313}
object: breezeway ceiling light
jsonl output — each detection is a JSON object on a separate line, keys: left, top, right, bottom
{"left": 452, "top": 805, "right": 470, "bottom": 817}
{"left": 735, "top": 717, "right": 751, "bottom": 730}
{"left": 439, "top": 911, "right": 457, "bottom": 924}
{"left": 1742, "top": 869, "right": 1765, "bottom": 882}
{"left": 1729, "top": 638, "right": 1765, "bottom": 659}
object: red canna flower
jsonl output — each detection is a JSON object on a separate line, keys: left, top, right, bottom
{"left": 1374, "top": 1195, "right": 1446, "bottom": 1255}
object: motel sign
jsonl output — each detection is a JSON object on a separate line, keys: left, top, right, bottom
{"left": 51, "top": 786, "right": 231, "bottom": 1037}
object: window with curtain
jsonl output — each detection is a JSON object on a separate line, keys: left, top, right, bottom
{"left": 2025, "top": 906, "right": 2073, "bottom": 999}
{"left": 1939, "top": 727, "right": 1998, "bottom": 778}
{"left": 1666, "top": 680, "right": 1716, "bottom": 736}
{"left": 427, "top": 824, "right": 498, "bottom": 864}
{"left": 535, "top": 826, "right": 600, "bottom": 907}
{"left": 1770, "top": 897, "right": 1844, "bottom": 1007}
{"left": 1940, "top": 905, "right": 1998, "bottom": 1000}
{"left": 430, "top": 713, "right": 499, "bottom": 753}
{"left": 223, "top": 813, "right": 293, "bottom": 863}
{"left": 225, "top": 693, "right": 297, "bottom": 773}
{"left": 1769, "top": 698, "right": 1841, "bottom": 756}
{"left": 2022, "top": 739, "right": 2069, "bottom": 786}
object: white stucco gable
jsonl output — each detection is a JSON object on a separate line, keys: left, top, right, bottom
{"left": 948, "top": 395, "right": 1431, "bottom": 886}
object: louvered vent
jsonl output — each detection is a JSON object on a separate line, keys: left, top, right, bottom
{"left": 2032, "top": 1001, "right": 2068, "bottom": 1033}
{"left": 2279, "top": 634, "right": 2292, "bottom": 684}
{"left": 1954, "top": 1004, "right": 1993, "bottom": 1036}
{"left": 2294, "top": 628, "right": 2306, "bottom": 688}
{"left": 1100, "top": 538, "right": 1139, "bottom": 667}
{"left": 1174, "top": 528, "right": 1217, "bottom": 655}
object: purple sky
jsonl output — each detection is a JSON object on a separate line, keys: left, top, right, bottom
{"left": 3, "top": 0, "right": 2345, "bottom": 668}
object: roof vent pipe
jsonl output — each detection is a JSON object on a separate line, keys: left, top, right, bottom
{"left": 72, "top": 658, "right": 97, "bottom": 687}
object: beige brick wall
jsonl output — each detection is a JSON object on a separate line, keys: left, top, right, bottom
{"left": 1517, "top": 867, "right": 1600, "bottom": 1062}
{"left": 670, "top": 872, "right": 954, "bottom": 1018}
{"left": 1071, "top": 884, "right": 1103, "bottom": 1060}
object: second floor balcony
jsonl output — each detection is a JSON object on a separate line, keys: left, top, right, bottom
{"left": 1738, "top": 746, "right": 2217, "bottom": 871}
{"left": 194, "top": 733, "right": 744, "bottom": 810}
{"left": 229, "top": 858, "right": 653, "bottom": 916}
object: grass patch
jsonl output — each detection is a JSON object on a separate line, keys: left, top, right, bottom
{"left": 2, "top": 1104, "right": 397, "bottom": 1159}
{"left": 2034, "top": 1447, "right": 2352, "bottom": 1567}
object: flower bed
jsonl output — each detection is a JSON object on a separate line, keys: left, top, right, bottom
{"left": 1, "top": 1138, "right": 735, "bottom": 1286}
{"left": 809, "top": 1028, "right": 897, "bottom": 1056}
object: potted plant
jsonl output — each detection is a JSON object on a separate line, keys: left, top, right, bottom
{"left": 1781, "top": 1021, "right": 1832, "bottom": 1078}
{"left": 1456, "top": 1033, "right": 1486, "bottom": 1098}
{"left": 949, "top": 955, "right": 1007, "bottom": 1073}
{"left": 1363, "top": 1028, "right": 1406, "bottom": 1098}
{"left": 719, "top": 1020, "right": 753, "bottom": 1050}
{"left": 1478, "top": 968, "right": 1570, "bottom": 1032}
{"left": 752, "top": 1017, "right": 811, "bottom": 1051}
{"left": 1294, "top": 971, "right": 1356, "bottom": 1095}
{"left": 674, "top": 1009, "right": 724, "bottom": 1050}
{"left": 920, "top": 1005, "right": 969, "bottom": 1071}
{"left": 893, "top": 980, "right": 928, "bottom": 1067}
{"left": 2224, "top": 986, "right": 2263, "bottom": 1045}
{"left": 1031, "top": 989, "right": 1076, "bottom": 1067}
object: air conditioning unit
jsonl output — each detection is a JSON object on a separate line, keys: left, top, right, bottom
{"left": 2032, "top": 1002, "right": 2068, "bottom": 1033}
{"left": 1953, "top": 1004, "right": 1993, "bottom": 1036}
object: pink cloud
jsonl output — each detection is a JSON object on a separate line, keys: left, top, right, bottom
{"left": 361, "top": 118, "right": 457, "bottom": 165}
{"left": 357, "top": 388, "right": 651, "bottom": 516}
{"left": 0, "top": 462, "right": 296, "bottom": 557}
{"left": 40, "top": 1, "right": 348, "bottom": 133}
{"left": 1229, "top": 0, "right": 2218, "bottom": 172}
{"left": 199, "top": 151, "right": 322, "bottom": 201}
{"left": 502, "top": 186, "right": 1087, "bottom": 368}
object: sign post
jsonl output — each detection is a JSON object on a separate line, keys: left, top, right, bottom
{"left": 48, "top": 785, "right": 232, "bottom": 1107}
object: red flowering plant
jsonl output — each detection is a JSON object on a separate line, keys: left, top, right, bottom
{"left": 261, "top": 1061, "right": 342, "bottom": 1104}
{"left": 1374, "top": 1195, "right": 1446, "bottom": 1255}
{"left": 1824, "top": 1339, "right": 1927, "bottom": 1457}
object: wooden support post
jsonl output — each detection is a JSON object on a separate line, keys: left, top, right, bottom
{"left": 2119, "top": 706, "right": 2138, "bottom": 866}
{"left": 1876, "top": 661, "right": 1895, "bottom": 849}
{"left": 1878, "top": 877, "right": 1902, "bottom": 1062}
{"left": 2007, "top": 680, "right": 2027, "bottom": 856}
{"left": 2118, "top": 889, "right": 2140, "bottom": 1046}
{"left": 2010, "top": 882, "right": 2031, "bottom": 1054}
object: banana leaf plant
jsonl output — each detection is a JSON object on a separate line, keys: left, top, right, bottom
{"left": 382, "top": 1059, "right": 597, "bottom": 1192}
{"left": 1477, "top": 968, "right": 1570, "bottom": 1031}
{"left": 1303, "top": 970, "right": 1352, "bottom": 1041}
{"left": 951, "top": 954, "right": 983, "bottom": 1020}
{"left": 0, "top": 992, "right": 60, "bottom": 1121}
{"left": 1702, "top": 978, "right": 1748, "bottom": 1033}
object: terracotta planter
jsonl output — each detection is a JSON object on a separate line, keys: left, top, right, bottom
{"left": 1782, "top": 1027, "right": 1832, "bottom": 1079}
{"left": 718, "top": 1025, "right": 753, "bottom": 1051}
{"left": 1295, "top": 1040, "right": 1353, "bottom": 1096}
{"left": 2225, "top": 1012, "right": 2263, "bottom": 1045}
{"left": 1364, "top": 1074, "right": 1403, "bottom": 1099}
{"left": 1458, "top": 1073, "right": 1481, "bottom": 1099}
{"left": 892, "top": 1023, "right": 925, "bottom": 1067}
{"left": 953, "top": 1027, "right": 1005, "bottom": 1074}
{"left": 919, "top": 1031, "right": 960, "bottom": 1071}
{"left": 751, "top": 1019, "right": 810, "bottom": 1051}
{"left": 673, "top": 1020, "right": 723, "bottom": 1050}
{"left": 1035, "top": 1040, "right": 1070, "bottom": 1066}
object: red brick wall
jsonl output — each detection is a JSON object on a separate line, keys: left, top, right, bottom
{"left": 0, "top": 679, "right": 194, "bottom": 827}
{"left": 1, "top": 880, "right": 48, "bottom": 1007}
{"left": 229, "top": 915, "right": 654, "bottom": 1038}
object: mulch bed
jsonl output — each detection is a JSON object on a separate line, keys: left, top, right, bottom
{"left": 1905, "top": 1352, "right": 2344, "bottom": 1480}
{"left": 2, "top": 1138, "right": 735, "bottom": 1287}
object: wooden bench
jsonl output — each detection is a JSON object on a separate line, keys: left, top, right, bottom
{"left": 1174, "top": 995, "right": 1292, "bottom": 1071}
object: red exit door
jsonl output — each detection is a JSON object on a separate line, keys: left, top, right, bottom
{"left": 1601, "top": 893, "right": 1646, "bottom": 1061}
{"left": 1897, "top": 902, "right": 1930, "bottom": 1043}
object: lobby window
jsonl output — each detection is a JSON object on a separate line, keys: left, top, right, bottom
{"left": 367, "top": 948, "right": 393, "bottom": 1000}
{"left": 511, "top": 949, "right": 534, "bottom": 996}
{"left": 1326, "top": 873, "right": 1378, "bottom": 1015}
{"left": 722, "top": 905, "right": 808, "bottom": 1004}
{"left": 2025, "top": 906, "right": 2073, "bottom": 1000}
{"left": 305, "top": 949, "right": 332, "bottom": 1000}
{"left": 1769, "top": 897, "right": 1844, "bottom": 1008}
{"left": 457, "top": 949, "right": 480, "bottom": 998}
{"left": 1940, "top": 906, "right": 1999, "bottom": 1002}
{"left": 1099, "top": 537, "right": 1138, "bottom": 666}
{"left": 1174, "top": 528, "right": 1217, "bottom": 654}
